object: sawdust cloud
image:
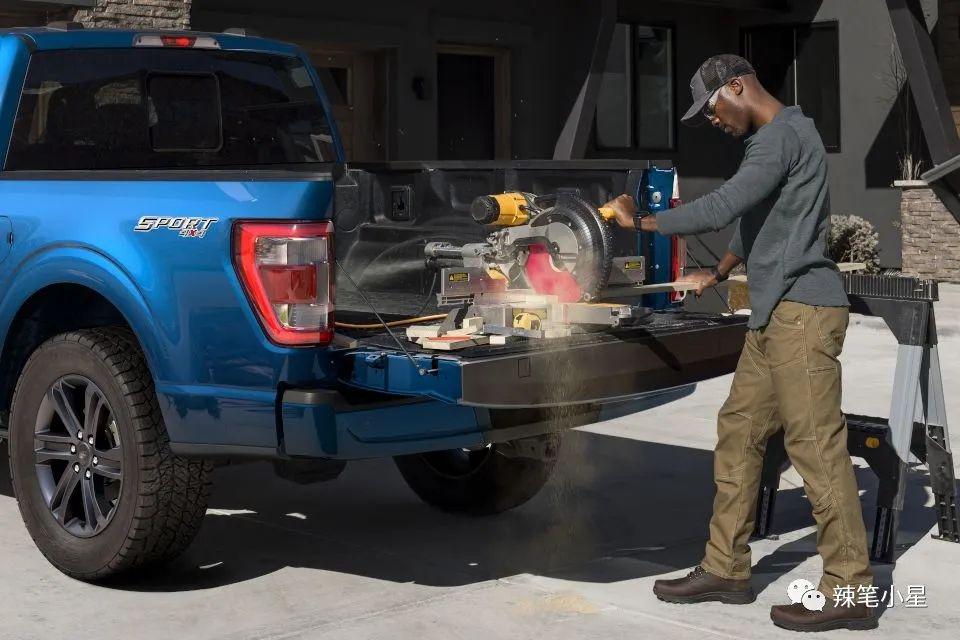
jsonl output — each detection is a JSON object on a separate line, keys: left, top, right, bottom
{"left": 356, "top": 257, "right": 425, "bottom": 290}
{"left": 528, "top": 347, "right": 603, "bottom": 568}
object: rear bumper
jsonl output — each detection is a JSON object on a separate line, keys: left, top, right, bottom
{"left": 276, "top": 384, "right": 696, "bottom": 460}
{"left": 165, "top": 382, "right": 695, "bottom": 461}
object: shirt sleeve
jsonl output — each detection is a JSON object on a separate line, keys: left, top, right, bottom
{"left": 656, "top": 124, "right": 798, "bottom": 237}
{"left": 728, "top": 219, "right": 744, "bottom": 258}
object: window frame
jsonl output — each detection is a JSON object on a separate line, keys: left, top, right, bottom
{"left": 594, "top": 21, "right": 678, "bottom": 154}
{"left": 145, "top": 71, "right": 224, "bottom": 153}
{"left": 741, "top": 20, "right": 842, "bottom": 153}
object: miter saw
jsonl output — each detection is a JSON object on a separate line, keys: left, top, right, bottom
{"left": 421, "top": 191, "right": 651, "bottom": 340}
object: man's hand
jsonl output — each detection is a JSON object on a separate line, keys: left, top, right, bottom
{"left": 677, "top": 269, "right": 720, "bottom": 297}
{"left": 603, "top": 194, "right": 638, "bottom": 229}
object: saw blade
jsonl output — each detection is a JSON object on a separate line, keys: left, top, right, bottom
{"left": 528, "top": 194, "right": 613, "bottom": 301}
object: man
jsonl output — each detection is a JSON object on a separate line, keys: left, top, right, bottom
{"left": 604, "top": 55, "right": 877, "bottom": 632}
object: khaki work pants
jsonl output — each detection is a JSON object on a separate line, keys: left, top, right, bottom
{"left": 701, "top": 300, "right": 873, "bottom": 593}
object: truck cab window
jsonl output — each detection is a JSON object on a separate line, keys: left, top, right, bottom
{"left": 147, "top": 74, "right": 222, "bottom": 151}
{"left": 5, "top": 49, "right": 336, "bottom": 170}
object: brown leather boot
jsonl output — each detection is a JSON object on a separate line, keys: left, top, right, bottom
{"left": 770, "top": 601, "right": 878, "bottom": 632}
{"left": 653, "top": 565, "right": 756, "bottom": 604}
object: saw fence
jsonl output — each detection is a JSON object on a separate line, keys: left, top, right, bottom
{"left": 753, "top": 274, "right": 959, "bottom": 562}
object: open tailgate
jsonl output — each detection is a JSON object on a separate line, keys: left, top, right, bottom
{"left": 336, "top": 312, "right": 747, "bottom": 408}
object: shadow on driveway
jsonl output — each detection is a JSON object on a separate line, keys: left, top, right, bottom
{"left": 0, "top": 430, "right": 937, "bottom": 599}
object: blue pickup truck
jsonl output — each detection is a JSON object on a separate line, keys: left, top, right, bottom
{"left": 0, "top": 25, "right": 747, "bottom": 580}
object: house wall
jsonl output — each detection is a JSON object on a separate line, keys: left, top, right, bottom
{"left": 8, "top": 0, "right": 952, "bottom": 272}
{"left": 596, "top": 0, "right": 936, "bottom": 269}
{"left": 939, "top": 0, "right": 960, "bottom": 133}
{"left": 733, "top": 0, "right": 939, "bottom": 270}
{"left": 73, "top": 0, "right": 190, "bottom": 29}
{"left": 190, "top": 0, "right": 606, "bottom": 163}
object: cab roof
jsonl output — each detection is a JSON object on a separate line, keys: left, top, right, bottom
{"left": 0, "top": 26, "right": 302, "bottom": 57}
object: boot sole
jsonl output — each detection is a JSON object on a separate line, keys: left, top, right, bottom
{"left": 772, "top": 616, "right": 879, "bottom": 632}
{"left": 655, "top": 589, "right": 757, "bottom": 605}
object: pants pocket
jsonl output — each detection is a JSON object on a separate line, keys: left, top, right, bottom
{"left": 813, "top": 306, "right": 849, "bottom": 357}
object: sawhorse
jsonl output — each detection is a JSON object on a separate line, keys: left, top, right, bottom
{"left": 753, "top": 274, "right": 959, "bottom": 561}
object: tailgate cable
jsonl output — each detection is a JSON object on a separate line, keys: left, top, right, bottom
{"left": 334, "top": 259, "right": 439, "bottom": 376}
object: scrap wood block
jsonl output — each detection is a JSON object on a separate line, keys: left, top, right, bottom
{"left": 406, "top": 324, "right": 442, "bottom": 340}
{"left": 419, "top": 335, "right": 490, "bottom": 351}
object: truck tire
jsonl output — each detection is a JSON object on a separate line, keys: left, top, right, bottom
{"left": 394, "top": 432, "right": 560, "bottom": 515}
{"left": 7, "top": 328, "right": 212, "bottom": 580}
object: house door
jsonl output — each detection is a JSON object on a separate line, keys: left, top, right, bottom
{"left": 306, "top": 48, "right": 389, "bottom": 161}
{"left": 436, "top": 45, "right": 510, "bottom": 160}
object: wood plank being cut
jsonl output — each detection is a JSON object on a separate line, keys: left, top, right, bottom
{"left": 632, "top": 262, "right": 867, "bottom": 292}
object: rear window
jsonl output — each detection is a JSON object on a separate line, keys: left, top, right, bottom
{"left": 5, "top": 48, "right": 337, "bottom": 170}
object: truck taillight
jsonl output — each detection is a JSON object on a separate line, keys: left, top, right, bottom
{"left": 233, "top": 221, "right": 334, "bottom": 346}
{"left": 669, "top": 196, "right": 686, "bottom": 303}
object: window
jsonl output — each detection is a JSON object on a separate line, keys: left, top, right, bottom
{"left": 147, "top": 74, "right": 221, "bottom": 151}
{"left": 743, "top": 22, "right": 840, "bottom": 151}
{"left": 595, "top": 23, "right": 675, "bottom": 151}
{"left": 6, "top": 49, "right": 336, "bottom": 171}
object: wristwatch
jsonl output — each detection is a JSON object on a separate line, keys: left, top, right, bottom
{"left": 710, "top": 266, "right": 729, "bottom": 283}
{"left": 633, "top": 210, "right": 652, "bottom": 229}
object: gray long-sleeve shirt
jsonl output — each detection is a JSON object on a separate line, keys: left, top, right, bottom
{"left": 657, "top": 106, "right": 847, "bottom": 329}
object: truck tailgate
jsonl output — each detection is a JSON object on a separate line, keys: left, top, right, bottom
{"left": 337, "top": 312, "right": 747, "bottom": 407}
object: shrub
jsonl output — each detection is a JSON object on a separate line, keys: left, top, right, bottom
{"left": 828, "top": 214, "right": 881, "bottom": 274}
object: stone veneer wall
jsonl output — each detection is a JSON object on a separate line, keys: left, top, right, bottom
{"left": 73, "top": 0, "right": 191, "bottom": 30}
{"left": 900, "top": 183, "right": 960, "bottom": 282}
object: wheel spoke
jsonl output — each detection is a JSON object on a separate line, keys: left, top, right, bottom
{"left": 92, "top": 462, "right": 121, "bottom": 481}
{"left": 82, "top": 385, "right": 105, "bottom": 441}
{"left": 35, "top": 432, "right": 74, "bottom": 446}
{"left": 93, "top": 445, "right": 121, "bottom": 466}
{"left": 93, "top": 445, "right": 122, "bottom": 480}
{"left": 50, "top": 381, "right": 82, "bottom": 436}
{"left": 50, "top": 469, "right": 80, "bottom": 524}
{"left": 34, "top": 437, "right": 75, "bottom": 464}
{"left": 80, "top": 476, "right": 104, "bottom": 531}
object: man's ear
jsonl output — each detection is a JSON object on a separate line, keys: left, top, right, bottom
{"left": 729, "top": 78, "right": 744, "bottom": 96}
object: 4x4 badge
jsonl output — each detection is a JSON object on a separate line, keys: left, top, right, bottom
{"left": 135, "top": 216, "right": 218, "bottom": 238}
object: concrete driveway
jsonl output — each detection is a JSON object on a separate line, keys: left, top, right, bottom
{"left": 1, "top": 288, "right": 959, "bottom": 640}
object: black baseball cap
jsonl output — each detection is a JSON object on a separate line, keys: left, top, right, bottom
{"left": 682, "top": 54, "right": 756, "bottom": 126}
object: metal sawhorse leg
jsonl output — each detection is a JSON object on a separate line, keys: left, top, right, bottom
{"left": 753, "top": 275, "right": 959, "bottom": 561}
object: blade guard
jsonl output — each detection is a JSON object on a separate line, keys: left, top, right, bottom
{"left": 524, "top": 244, "right": 582, "bottom": 302}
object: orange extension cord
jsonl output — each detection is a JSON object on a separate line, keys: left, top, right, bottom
{"left": 334, "top": 314, "right": 447, "bottom": 330}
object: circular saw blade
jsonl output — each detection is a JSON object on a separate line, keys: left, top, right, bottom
{"left": 529, "top": 194, "right": 613, "bottom": 301}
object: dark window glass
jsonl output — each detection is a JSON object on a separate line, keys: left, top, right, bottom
{"left": 596, "top": 23, "right": 675, "bottom": 151}
{"left": 6, "top": 48, "right": 336, "bottom": 170}
{"left": 743, "top": 23, "right": 840, "bottom": 151}
{"left": 147, "top": 74, "right": 221, "bottom": 151}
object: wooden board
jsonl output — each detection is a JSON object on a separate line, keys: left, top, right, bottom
{"left": 418, "top": 335, "right": 490, "bottom": 351}
{"left": 637, "top": 262, "right": 867, "bottom": 291}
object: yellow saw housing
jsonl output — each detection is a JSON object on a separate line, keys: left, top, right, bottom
{"left": 470, "top": 192, "right": 530, "bottom": 227}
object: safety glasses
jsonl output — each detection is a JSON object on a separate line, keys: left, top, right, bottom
{"left": 702, "top": 87, "right": 722, "bottom": 120}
